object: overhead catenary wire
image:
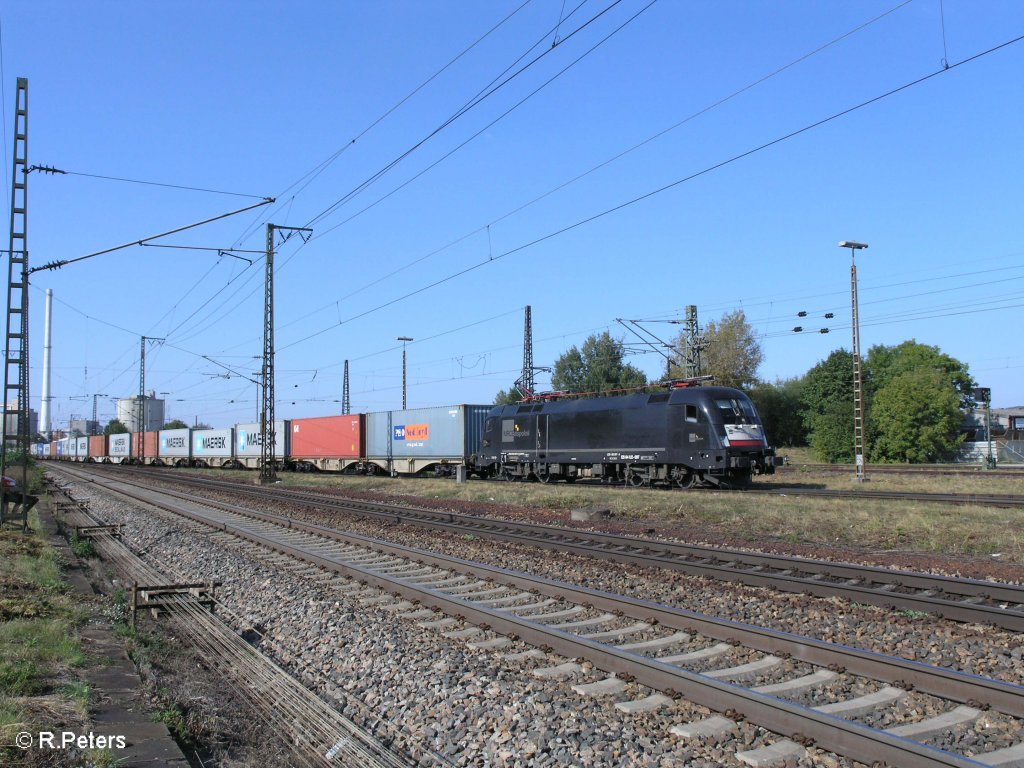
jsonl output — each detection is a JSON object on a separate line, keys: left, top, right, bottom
{"left": 105, "top": 0, "right": 917, "bottom": 373}
{"left": 224, "top": 0, "right": 910, "bottom": 351}
{"left": 55, "top": 169, "right": 269, "bottom": 199}
{"left": 302, "top": 0, "right": 624, "bottom": 231}
{"left": 270, "top": 31, "right": 1024, "bottom": 357}
{"left": 230, "top": 0, "right": 538, "bottom": 248}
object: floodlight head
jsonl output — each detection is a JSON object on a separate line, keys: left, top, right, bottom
{"left": 838, "top": 241, "right": 868, "bottom": 250}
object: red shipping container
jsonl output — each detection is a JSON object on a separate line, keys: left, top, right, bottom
{"left": 89, "top": 435, "right": 106, "bottom": 458}
{"left": 290, "top": 415, "right": 364, "bottom": 458}
{"left": 131, "top": 431, "right": 159, "bottom": 459}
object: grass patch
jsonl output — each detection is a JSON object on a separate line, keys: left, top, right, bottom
{"left": 69, "top": 533, "right": 98, "bottom": 559}
{"left": 11, "top": 548, "right": 66, "bottom": 592}
{"left": 0, "top": 505, "right": 90, "bottom": 759}
{"left": 171, "top": 465, "right": 1024, "bottom": 562}
{"left": 151, "top": 703, "right": 199, "bottom": 748}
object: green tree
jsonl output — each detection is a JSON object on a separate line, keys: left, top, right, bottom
{"left": 103, "top": 419, "right": 128, "bottom": 436}
{"left": 551, "top": 332, "right": 647, "bottom": 394}
{"left": 866, "top": 340, "right": 974, "bottom": 407}
{"left": 749, "top": 377, "right": 806, "bottom": 447}
{"left": 676, "top": 309, "right": 761, "bottom": 389}
{"left": 801, "top": 349, "right": 855, "bottom": 462}
{"left": 162, "top": 419, "right": 189, "bottom": 430}
{"left": 492, "top": 388, "right": 520, "bottom": 405}
{"left": 870, "top": 368, "right": 964, "bottom": 462}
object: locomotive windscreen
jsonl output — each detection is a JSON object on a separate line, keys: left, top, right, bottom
{"left": 713, "top": 397, "right": 758, "bottom": 424}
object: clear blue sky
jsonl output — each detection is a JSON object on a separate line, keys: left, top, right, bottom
{"left": 3, "top": 1, "right": 1023, "bottom": 431}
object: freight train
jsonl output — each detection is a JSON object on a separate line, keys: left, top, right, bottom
{"left": 34, "top": 385, "right": 776, "bottom": 488}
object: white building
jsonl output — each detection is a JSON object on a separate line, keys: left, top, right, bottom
{"left": 116, "top": 391, "right": 165, "bottom": 432}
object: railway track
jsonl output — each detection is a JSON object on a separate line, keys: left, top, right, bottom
{"left": 43, "top": 473, "right": 415, "bottom": 767}
{"left": 778, "top": 462, "right": 1024, "bottom": 478}
{"left": 748, "top": 485, "right": 1024, "bottom": 509}
{"left": 100, "top": 465, "right": 1024, "bottom": 632}
{"left": 53, "top": 463, "right": 1024, "bottom": 768}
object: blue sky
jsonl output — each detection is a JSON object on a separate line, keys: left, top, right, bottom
{"left": 3, "top": 0, "right": 1023, "bottom": 432}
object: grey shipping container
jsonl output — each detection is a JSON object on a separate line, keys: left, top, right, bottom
{"left": 234, "top": 421, "right": 289, "bottom": 459}
{"left": 75, "top": 437, "right": 88, "bottom": 459}
{"left": 192, "top": 428, "right": 233, "bottom": 458}
{"left": 365, "top": 404, "right": 490, "bottom": 474}
{"left": 159, "top": 428, "right": 191, "bottom": 458}
{"left": 109, "top": 433, "right": 132, "bottom": 458}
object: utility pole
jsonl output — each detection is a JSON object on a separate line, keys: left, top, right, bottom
{"left": 260, "top": 223, "right": 311, "bottom": 484}
{"left": 92, "top": 393, "right": 107, "bottom": 435}
{"left": 681, "top": 305, "right": 704, "bottom": 379}
{"left": 40, "top": 288, "right": 52, "bottom": 438}
{"left": 839, "top": 240, "right": 868, "bottom": 483}
{"left": 397, "top": 337, "right": 413, "bottom": 410}
{"left": 974, "top": 387, "right": 996, "bottom": 469}
{"left": 1, "top": 78, "right": 30, "bottom": 526}
{"left": 137, "top": 336, "right": 164, "bottom": 464}
{"left": 521, "top": 305, "right": 534, "bottom": 397}
{"left": 342, "top": 360, "right": 350, "bottom": 415}
{"left": 514, "top": 306, "right": 549, "bottom": 399}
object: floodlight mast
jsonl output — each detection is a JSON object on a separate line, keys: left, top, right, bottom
{"left": 839, "top": 240, "right": 868, "bottom": 482}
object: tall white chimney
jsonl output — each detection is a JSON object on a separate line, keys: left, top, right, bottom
{"left": 40, "top": 288, "right": 53, "bottom": 437}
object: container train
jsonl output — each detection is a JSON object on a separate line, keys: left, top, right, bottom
{"left": 34, "top": 385, "right": 776, "bottom": 488}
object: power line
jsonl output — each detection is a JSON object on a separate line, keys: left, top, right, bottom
{"left": 58, "top": 169, "right": 268, "bottom": 199}
{"left": 303, "top": 0, "right": 626, "bottom": 230}
{"left": 230, "top": 0, "right": 538, "bottom": 248}
{"left": 267, "top": 0, "right": 914, "bottom": 338}
{"left": 120, "top": 0, "right": 907, "bottom": 366}
{"left": 274, "top": 32, "right": 1024, "bottom": 355}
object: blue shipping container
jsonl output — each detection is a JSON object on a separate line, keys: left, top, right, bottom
{"left": 366, "top": 404, "right": 490, "bottom": 461}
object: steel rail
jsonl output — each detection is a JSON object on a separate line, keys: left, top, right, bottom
{"left": 109, "top": 466, "right": 1024, "bottom": 631}
{"left": 755, "top": 485, "right": 1024, "bottom": 507}
{"left": 63, "top": 466, "right": 1024, "bottom": 768}
{"left": 44, "top": 474, "right": 417, "bottom": 768}
{"left": 778, "top": 463, "right": 1024, "bottom": 477}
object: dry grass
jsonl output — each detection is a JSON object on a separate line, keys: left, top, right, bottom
{"left": 0, "top": 514, "right": 90, "bottom": 767}
{"left": 179, "top": 466, "right": 1024, "bottom": 564}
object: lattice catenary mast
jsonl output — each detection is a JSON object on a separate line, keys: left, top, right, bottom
{"left": 1, "top": 78, "right": 30, "bottom": 490}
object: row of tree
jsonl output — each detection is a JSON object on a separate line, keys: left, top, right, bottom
{"left": 753, "top": 340, "right": 972, "bottom": 463}
{"left": 99, "top": 418, "right": 204, "bottom": 436}
{"left": 494, "top": 311, "right": 974, "bottom": 464}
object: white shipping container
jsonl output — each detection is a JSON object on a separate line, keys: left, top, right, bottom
{"left": 234, "top": 421, "right": 288, "bottom": 458}
{"left": 159, "top": 428, "right": 191, "bottom": 458}
{"left": 75, "top": 437, "right": 88, "bottom": 458}
{"left": 192, "top": 428, "right": 233, "bottom": 458}
{"left": 109, "top": 433, "right": 132, "bottom": 457}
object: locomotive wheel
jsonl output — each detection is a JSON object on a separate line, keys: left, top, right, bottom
{"left": 627, "top": 472, "right": 645, "bottom": 488}
{"left": 675, "top": 472, "right": 697, "bottom": 489}
{"left": 537, "top": 470, "right": 561, "bottom": 484}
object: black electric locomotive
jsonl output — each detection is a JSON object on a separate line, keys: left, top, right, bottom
{"left": 473, "top": 385, "right": 775, "bottom": 488}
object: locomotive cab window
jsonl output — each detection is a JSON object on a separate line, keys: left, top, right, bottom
{"left": 714, "top": 398, "right": 757, "bottom": 424}
{"left": 685, "top": 404, "right": 698, "bottom": 423}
